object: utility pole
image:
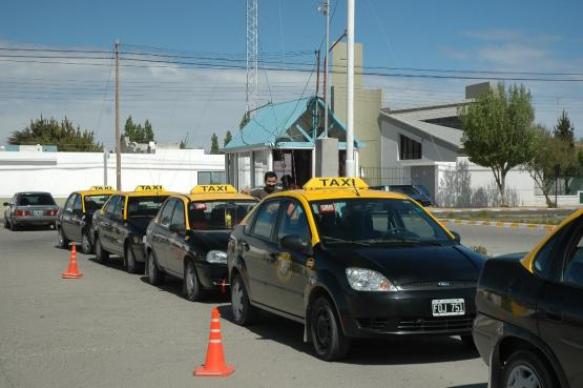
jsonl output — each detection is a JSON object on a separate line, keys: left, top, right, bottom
{"left": 103, "top": 150, "right": 108, "bottom": 186}
{"left": 315, "top": 50, "right": 321, "bottom": 96}
{"left": 114, "top": 40, "right": 121, "bottom": 191}
{"left": 345, "top": 0, "right": 355, "bottom": 177}
{"left": 323, "top": 0, "right": 330, "bottom": 138}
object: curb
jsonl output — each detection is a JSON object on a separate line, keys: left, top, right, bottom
{"left": 439, "top": 219, "right": 557, "bottom": 232}
{"left": 431, "top": 208, "right": 578, "bottom": 213}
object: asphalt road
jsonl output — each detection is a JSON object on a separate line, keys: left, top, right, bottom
{"left": 0, "top": 223, "right": 542, "bottom": 388}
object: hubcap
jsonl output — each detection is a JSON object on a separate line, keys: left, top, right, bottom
{"left": 506, "top": 365, "right": 541, "bottom": 388}
{"left": 231, "top": 280, "right": 244, "bottom": 319}
{"left": 186, "top": 263, "right": 194, "bottom": 292}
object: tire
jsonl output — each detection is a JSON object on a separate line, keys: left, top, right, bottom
{"left": 94, "top": 235, "right": 109, "bottom": 263}
{"left": 4, "top": 218, "right": 10, "bottom": 229}
{"left": 230, "top": 275, "right": 257, "bottom": 325}
{"left": 184, "top": 259, "right": 203, "bottom": 301}
{"left": 81, "top": 231, "right": 93, "bottom": 254}
{"left": 146, "top": 251, "right": 164, "bottom": 285}
{"left": 502, "top": 350, "right": 555, "bottom": 388}
{"left": 10, "top": 220, "right": 19, "bottom": 231}
{"left": 125, "top": 244, "right": 138, "bottom": 274}
{"left": 57, "top": 227, "right": 69, "bottom": 248}
{"left": 310, "top": 296, "right": 350, "bottom": 361}
{"left": 461, "top": 334, "right": 476, "bottom": 349}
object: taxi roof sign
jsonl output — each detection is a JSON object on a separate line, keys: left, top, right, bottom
{"left": 190, "top": 184, "right": 237, "bottom": 194}
{"left": 134, "top": 185, "right": 165, "bottom": 192}
{"left": 303, "top": 177, "right": 369, "bottom": 190}
{"left": 89, "top": 185, "right": 113, "bottom": 191}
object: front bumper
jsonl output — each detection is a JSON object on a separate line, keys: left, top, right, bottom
{"left": 338, "top": 286, "right": 476, "bottom": 338}
{"left": 195, "top": 261, "right": 229, "bottom": 290}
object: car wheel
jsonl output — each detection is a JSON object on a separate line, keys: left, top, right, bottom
{"left": 125, "top": 244, "right": 138, "bottom": 274}
{"left": 10, "top": 220, "right": 19, "bottom": 231}
{"left": 81, "top": 231, "right": 93, "bottom": 254}
{"left": 184, "top": 259, "right": 203, "bottom": 301}
{"left": 4, "top": 218, "right": 10, "bottom": 229}
{"left": 230, "top": 275, "right": 257, "bottom": 325}
{"left": 57, "top": 227, "right": 69, "bottom": 248}
{"left": 461, "top": 334, "right": 476, "bottom": 349}
{"left": 502, "top": 350, "right": 555, "bottom": 388}
{"left": 146, "top": 251, "right": 164, "bottom": 285}
{"left": 310, "top": 297, "right": 350, "bottom": 361}
{"left": 95, "top": 236, "right": 109, "bottom": 263}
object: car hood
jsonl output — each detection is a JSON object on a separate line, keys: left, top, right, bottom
{"left": 324, "top": 244, "right": 483, "bottom": 286}
{"left": 189, "top": 230, "right": 230, "bottom": 251}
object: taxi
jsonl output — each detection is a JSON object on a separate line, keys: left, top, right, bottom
{"left": 93, "top": 185, "right": 171, "bottom": 273}
{"left": 474, "top": 209, "right": 583, "bottom": 388}
{"left": 144, "top": 185, "right": 257, "bottom": 301}
{"left": 227, "top": 177, "right": 485, "bottom": 360}
{"left": 56, "top": 186, "right": 117, "bottom": 253}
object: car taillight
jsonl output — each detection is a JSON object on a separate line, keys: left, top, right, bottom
{"left": 46, "top": 209, "right": 58, "bottom": 216}
{"left": 15, "top": 210, "right": 31, "bottom": 217}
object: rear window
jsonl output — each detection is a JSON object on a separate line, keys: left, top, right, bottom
{"left": 18, "top": 193, "right": 55, "bottom": 206}
{"left": 127, "top": 196, "right": 168, "bottom": 218}
{"left": 189, "top": 200, "right": 256, "bottom": 230}
{"left": 390, "top": 186, "right": 419, "bottom": 196}
{"left": 84, "top": 195, "right": 111, "bottom": 212}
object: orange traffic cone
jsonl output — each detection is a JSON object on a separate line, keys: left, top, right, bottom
{"left": 194, "top": 308, "right": 234, "bottom": 377}
{"left": 62, "top": 244, "right": 83, "bottom": 279}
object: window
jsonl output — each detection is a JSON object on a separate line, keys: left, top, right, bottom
{"left": 84, "top": 195, "right": 110, "bottom": 213}
{"left": 562, "top": 222, "right": 583, "bottom": 288}
{"left": 64, "top": 194, "right": 76, "bottom": 212}
{"left": 112, "top": 196, "right": 124, "bottom": 220}
{"left": 72, "top": 195, "right": 82, "bottom": 211}
{"left": 103, "top": 196, "right": 119, "bottom": 216}
{"left": 189, "top": 200, "right": 256, "bottom": 230}
{"left": 251, "top": 201, "right": 281, "bottom": 240}
{"left": 277, "top": 201, "right": 310, "bottom": 243}
{"left": 198, "top": 171, "right": 226, "bottom": 185}
{"left": 159, "top": 200, "right": 176, "bottom": 227}
{"left": 400, "top": 135, "right": 422, "bottom": 160}
{"left": 127, "top": 196, "right": 168, "bottom": 218}
{"left": 18, "top": 193, "right": 56, "bottom": 206}
{"left": 171, "top": 200, "right": 186, "bottom": 230}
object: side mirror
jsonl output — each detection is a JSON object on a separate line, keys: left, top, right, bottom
{"left": 2, "top": 202, "right": 9, "bottom": 206}
{"left": 451, "top": 231, "right": 461, "bottom": 243}
{"left": 169, "top": 224, "right": 185, "bottom": 236}
{"left": 280, "top": 235, "right": 312, "bottom": 254}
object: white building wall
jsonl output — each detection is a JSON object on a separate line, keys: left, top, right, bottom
{"left": 0, "top": 149, "right": 224, "bottom": 198}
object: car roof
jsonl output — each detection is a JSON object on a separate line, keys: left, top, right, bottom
{"left": 17, "top": 191, "right": 53, "bottom": 195}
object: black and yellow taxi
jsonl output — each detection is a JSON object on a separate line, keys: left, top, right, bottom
{"left": 144, "top": 184, "right": 257, "bottom": 301}
{"left": 56, "top": 186, "right": 117, "bottom": 253}
{"left": 228, "top": 177, "right": 485, "bottom": 360}
{"left": 474, "top": 209, "right": 583, "bottom": 388}
{"left": 93, "top": 185, "right": 172, "bottom": 273}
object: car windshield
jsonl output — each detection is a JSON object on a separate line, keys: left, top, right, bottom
{"left": 84, "top": 195, "right": 111, "bottom": 212}
{"left": 390, "top": 186, "right": 419, "bottom": 196}
{"left": 310, "top": 198, "right": 452, "bottom": 247}
{"left": 18, "top": 193, "right": 55, "bottom": 206}
{"left": 127, "top": 196, "right": 168, "bottom": 218}
{"left": 189, "top": 200, "right": 256, "bottom": 230}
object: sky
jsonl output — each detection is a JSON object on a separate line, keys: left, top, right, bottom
{"left": 1, "top": 0, "right": 582, "bottom": 149}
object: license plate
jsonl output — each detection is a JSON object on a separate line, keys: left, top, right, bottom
{"left": 432, "top": 298, "right": 465, "bottom": 317}
{"left": 33, "top": 210, "right": 43, "bottom": 216}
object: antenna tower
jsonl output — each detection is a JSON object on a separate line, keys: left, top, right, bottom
{"left": 246, "top": 0, "right": 258, "bottom": 115}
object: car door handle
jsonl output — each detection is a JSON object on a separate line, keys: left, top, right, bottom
{"left": 240, "top": 241, "right": 249, "bottom": 251}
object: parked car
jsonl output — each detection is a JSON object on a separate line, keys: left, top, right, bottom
{"left": 93, "top": 185, "right": 171, "bottom": 273}
{"left": 228, "top": 177, "right": 484, "bottom": 360}
{"left": 473, "top": 209, "right": 583, "bottom": 388}
{"left": 56, "top": 186, "right": 117, "bottom": 253}
{"left": 370, "top": 184, "right": 434, "bottom": 207}
{"left": 3, "top": 192, "right": 59, "bottom": 230}
{"left": 144, "top": 184, "right": 257, "bottom": 300}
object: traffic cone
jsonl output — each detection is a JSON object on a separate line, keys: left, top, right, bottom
{"left": 194, "top": 308, "right": 234, "bottom": 377}
{"left": 62, "top": 244, "right": 83, "bottom": 279}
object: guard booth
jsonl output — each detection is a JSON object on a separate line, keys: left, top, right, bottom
{"left": 222, "top": 96, "right": 362, "bottom": 190}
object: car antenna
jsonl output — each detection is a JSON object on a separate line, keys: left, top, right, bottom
{"left": 351, "top": 178, "right": 361, "bottom": 197}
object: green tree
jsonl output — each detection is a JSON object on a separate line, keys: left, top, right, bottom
{"left": 210, "top": 133, "right": 220, "bottom": 154}
{"left": 460, "top": 83, "right": 536, "bottom": 206}
{"left": 124, "top": 116, "right": 155, "bottom": 143}
{"left": 224, "top": 130, "right": 233, "bottom": 147}
{"left": 8, "top": 116, "right": 102, "bottom": 152}
{"left": 553, "top": 110, "right": 577, "bottom": 193}
{"left": 554, "top": 110, "right": 575, "bottom": 147}
{"left": 525, "top": 125, "right": 568, "bottom": 207}
{"left": 143, "top": 120, "right": 154, "bottom": 142}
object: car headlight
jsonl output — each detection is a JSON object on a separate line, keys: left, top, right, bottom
{"left": 345, "top": 267, "right": 399, "bottom": 292}
{"left": 206, "top": 250, "right": 227, "bottom": 264}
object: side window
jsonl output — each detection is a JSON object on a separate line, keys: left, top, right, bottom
{"left": 251, "top": 200, "right": 281, "bottom": 240}
{"left": 105, "top": 196, "right": 120, "bottom": 218}
{"left": 277, "top": 201, "right": 310, "bottom": 243}
{"left": 159, "top": 200, "right": 176, "bottom": 227}
{"left": 562, "top": 222, "right": 583, "bottom": 288}
{"left": 64, "top": 194, "right": 76, "bottom": 212}
{"left": 534, "top": 224, "right": 571, "bottom": 279}
{"left": 171, "top": 200, "right": 185, "bottom": 230}
{"left": 72, "top": 195, "right": 82, "bottom": 212}
{"left": 113, "top": 197, "right": 125, "bottom": 221}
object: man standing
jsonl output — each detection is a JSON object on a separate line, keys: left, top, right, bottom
{"left": 250, "top": 171, "right": 280, "bottom": 200}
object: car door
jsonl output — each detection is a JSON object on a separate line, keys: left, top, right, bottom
{"left": 60, "top": 194, "right": 77, "bottom": 240}
{"left": 241, "top": 199, "right": 282, "bottom": 308}
{"left": 69, "top": 194, "right": 84, "bottom": 242}
{"left": 166, "top": 199, "right": 188, "bottom": 276}
{"left": 99, "top": 195, "right": 119, "bottom": 251}
{"left": 538, "top": 218, "right": 583, "bottom": 386}
{"left": 109, "top": 195, "right": 126, "bottom": 255}
{"left": 150, "top": 199, "right": 177, "bottom": 271}
{"left": 272, "top": 199, "right": 312, "bottom": 318}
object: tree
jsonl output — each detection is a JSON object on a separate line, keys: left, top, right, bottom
{"left": 143, "top": 120, "right": 154, "bottom": 142}
{"left": 8, "top": 116, "right": 102, "bottom": 152}
{"left": 554, "top": 110, "right": 575, "bottom": 147}
{"left": 460, "top": 83, "right": 536, "bottom": 206}
{"left": 224, "top": 130, "right": 233, "bottom": 147}
{"left": 124, "top": 116, "right": 155, "bottom": 143}
{"left": 553, "top": 110, "right": 577, "bottom": 193}
{"left": 525, "top": 125, "right": 568, "bottom": 207}
{"left": 239, "top": 111, "right": 250, "bottom": 129}
{"left": 210, "top": 133, "right": 220, "bottom": 154}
